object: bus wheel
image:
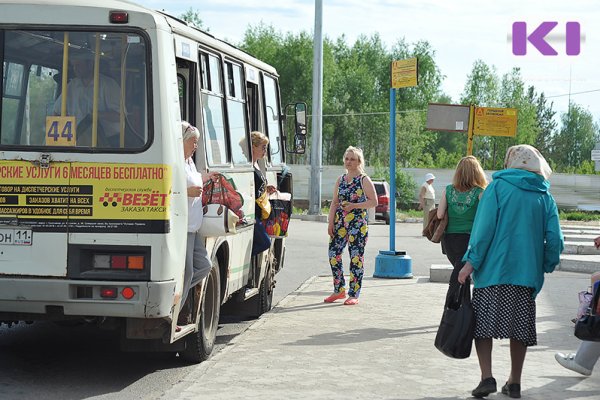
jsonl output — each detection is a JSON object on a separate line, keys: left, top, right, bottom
{"left": 257, "top": 261, "right": 274, "bottom": 316}
{"left": 181, "top": 256, "right": 221, "bottom": 363}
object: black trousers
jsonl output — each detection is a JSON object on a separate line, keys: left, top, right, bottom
{"left": 441, "top": 233, "right": 471, "bottom": 305}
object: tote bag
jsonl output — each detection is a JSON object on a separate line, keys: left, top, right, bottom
{"left": 199, "top": 204, "right": 239, "bottom": 237}
{"left": 434, "top": 283, "right": 475, "bottom": 359}
{"left": 574, "top": 286, "right": 600, "bottom": 342}
{"left": 262, "top": 192, "right": 292, "bottom": 237}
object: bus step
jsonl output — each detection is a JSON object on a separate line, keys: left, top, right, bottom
{"left": 172, "top": 323, "right": 196, "bottom": 341}
{"left": 244, "top": 288, "right": 259, "bottom": 300}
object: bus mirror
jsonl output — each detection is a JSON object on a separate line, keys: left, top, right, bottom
{"left": 294, "top": 134, "right": 306, "bottom": 155}
{"left": 293, "top": 102, "right": 307, "bottom": 154}
{"left": 284, "top": 102, "right": 307, "bottom": 154}
{"left": 294, "top": 103, "right": 307, "bottom": 136}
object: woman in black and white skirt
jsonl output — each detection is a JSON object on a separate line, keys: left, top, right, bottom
{"left": 457, "top": 145, "right": 564, "bottom": 399}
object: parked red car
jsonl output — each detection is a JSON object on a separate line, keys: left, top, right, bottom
{"left": 373, "top": 180, "right": 391, "bottom": 224}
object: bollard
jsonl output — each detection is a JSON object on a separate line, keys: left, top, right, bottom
{"left": 373, "top": 250, "right": 412, "bottom": 278}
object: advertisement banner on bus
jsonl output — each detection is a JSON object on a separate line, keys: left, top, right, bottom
{"left": 0, "top": 161, "right": 171, "bottom": 233}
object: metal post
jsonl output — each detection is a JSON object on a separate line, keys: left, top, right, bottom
{"left": 308, "top": 0, "right": 323, "bottom": 215}
{"left": 389, "top": 88, "right": 396, "bottom": 252}
{"left": 373, "top": 87, "right": 412, "bottom": 279}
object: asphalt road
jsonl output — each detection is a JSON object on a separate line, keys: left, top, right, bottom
{"left": 0, "top": 219, "right": 443, "bottom": 400}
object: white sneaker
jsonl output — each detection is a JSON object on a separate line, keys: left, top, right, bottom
{"left": 555, "top": 352, "right": 592, "bottom": 376}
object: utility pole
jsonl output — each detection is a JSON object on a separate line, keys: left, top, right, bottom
{"left": 308, "top": 0, "right": 323, "bottom": 215}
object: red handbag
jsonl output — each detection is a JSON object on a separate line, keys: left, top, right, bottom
{"left": 202, "top": 173, "right": 245, "bottom": 221}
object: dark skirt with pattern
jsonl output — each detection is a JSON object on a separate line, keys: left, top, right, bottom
{"left": 472, "top": 284, "right": 537, "bottom": 346}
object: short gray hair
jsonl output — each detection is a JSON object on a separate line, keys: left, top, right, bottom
{"left": 182, "top": 121, "right": 200, "bottom": 142}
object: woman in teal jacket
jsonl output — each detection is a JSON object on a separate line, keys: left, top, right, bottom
{"left": 458, "top": 145, "right": 564, "bottom": 399}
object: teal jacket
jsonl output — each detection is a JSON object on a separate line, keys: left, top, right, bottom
{"left": 462, "top": 169, "right": 564, "bottom": 298}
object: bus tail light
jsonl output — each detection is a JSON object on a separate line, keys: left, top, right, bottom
{"left": 112, "top": 255, "right": 127, "bottom": 269}
{"left": 100, "top": 287, "right": 118, "bottom": 299}
{"left": 128, "top": 256, "right": 144, "bottom": 270}
{"left": 93, "top": 254, "right": 146, "bottom": 271}
{"left": 109, "top": 11, "right": 129, "bottom": 24}
{"left": 121, "top": 287, "right": 135, "bottom": 299}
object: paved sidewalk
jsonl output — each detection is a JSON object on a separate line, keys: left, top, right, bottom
{"left": 165, "top": 272, "right": 599, "bottom": 400}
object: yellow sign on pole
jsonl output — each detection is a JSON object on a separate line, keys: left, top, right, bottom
{"left": 473, "top": 107, "right": 518, "bottom": 137}
{"left": 391, "top": 58, "right": 418, "bottom": 88}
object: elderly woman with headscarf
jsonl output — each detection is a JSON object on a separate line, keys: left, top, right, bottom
{"left": 457, "top": 145, "right": 564, "bottom": 399}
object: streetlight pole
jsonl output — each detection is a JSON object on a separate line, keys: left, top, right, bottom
{"left": 308, "top": 0, "right": 323, "bottom": 215}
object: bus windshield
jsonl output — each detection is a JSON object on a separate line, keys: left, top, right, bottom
{"left": 1, "top": 29, "right": 148, "bottom": 150}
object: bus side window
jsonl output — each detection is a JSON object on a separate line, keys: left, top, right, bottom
{"left": 226, "top": 61, "right": 250, "bottom": 165}
{"left": 200, "top": 52, "right": 227, "bottom": 165}
{"left": 262, "top": 74, "right": 283, "bottom": 165}
{"left": 177, "top": 74, "right": 186, "bottom": 121}
{"left": 246, "top": 82, "right": 262, "bottom": 133}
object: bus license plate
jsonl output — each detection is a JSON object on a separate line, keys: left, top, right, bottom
{"left": 0, "top": 228, "right": 32, "bottom": 246}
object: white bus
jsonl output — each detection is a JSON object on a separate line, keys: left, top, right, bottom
{"left": 0, "top": 0, "right": 306, "bottom": 362}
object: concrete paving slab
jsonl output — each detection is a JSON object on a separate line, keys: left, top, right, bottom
{"left": 562, "top": 234, "right": 600, "bottom": 243}
{"left": 165, "top": 272, "right": 600, "bottom": 400}
{"left": 559, "top": 255, "right": 600, "bottom": 274}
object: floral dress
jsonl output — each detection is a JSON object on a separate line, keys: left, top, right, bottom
{"left": 328, "top": 174, "right": 369, "bottom": 297}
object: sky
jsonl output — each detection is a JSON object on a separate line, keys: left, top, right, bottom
{"left": 133, "top": 0, "right": 600, "bottom": 123}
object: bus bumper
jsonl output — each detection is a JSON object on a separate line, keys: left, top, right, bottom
{"left": 0, "top": 278, "right": 176, "bottom": 319}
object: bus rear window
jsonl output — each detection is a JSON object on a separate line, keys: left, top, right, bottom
{"left": 0, "top": 29, "right": 149, "bottom": 151}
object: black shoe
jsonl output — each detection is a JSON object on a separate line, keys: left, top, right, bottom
{"left": 501, "top": 382, "right": 521, "bottom": 398}
{"left": 471, "top": 377, "right": 497, "bottom": 398}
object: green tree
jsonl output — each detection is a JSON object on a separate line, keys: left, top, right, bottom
{"left": 460, "top": 60, "right": 499, "bottom": 107}
{"left": 396, "top": 111, "right": 433, "bottom": 167}
{"left": 326, "top": 34, "right": 391, "bottom": 165}
{"left": 551, "top": 104, "right": 600, "bottom": 170}
{"left": 485, "top": 67, "right": 540, "bottom": 169}
{"left": 179, "top": 8, "right": 207, "bottom": 30}
{"left": 460, "top": 60, "right": 500, "bottom": 168}
{"left": 374, "top": 165, "right": 417, "bottom": 210}
{"left": 529, "top": 87, "right": 557, "bottom": 157}
{"left": 239, "top": 23, "right": 283, "bottom": 67}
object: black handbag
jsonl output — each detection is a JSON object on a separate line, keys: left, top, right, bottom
{"left": 434, "top": 283, "right": 475, "bottom": 359}
{"left": 574, "top": 288, "right": 600, "bottom": 342}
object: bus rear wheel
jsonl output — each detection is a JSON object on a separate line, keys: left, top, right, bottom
{"left": 256, "top": 261, "right": 274, "bottom": 316}
{"left": 181, "top": 256, "right": 221, "bottom": 363}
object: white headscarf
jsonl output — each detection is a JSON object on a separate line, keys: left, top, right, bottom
{"left": 504, "top": 144, "right": 552, "bottom": 179}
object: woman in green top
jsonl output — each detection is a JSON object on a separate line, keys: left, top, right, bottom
{"left": 437, "top": 156, "right": 487, "bottom": 303}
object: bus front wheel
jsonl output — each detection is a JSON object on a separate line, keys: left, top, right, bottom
{"left": 181, "top": 256, "right": 221, "bottom": 363}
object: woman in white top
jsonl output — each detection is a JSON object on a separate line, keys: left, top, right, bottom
{"left": 419, "top": 172, "right": 436, "bottom": 230}
{"left": 179, "top": 121, "right": 212, "bottom": 327}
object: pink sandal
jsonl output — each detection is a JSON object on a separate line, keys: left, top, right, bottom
{"left": 324, "top": 291, "right": 346, "bottom": 303}
{"left": 344, "top": 297, "right": 359, "bottom": 305}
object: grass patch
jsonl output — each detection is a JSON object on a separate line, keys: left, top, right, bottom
{"left": 396, "top": 209, "right": 423, "bottom": 220}
{"left": 559, "top": 210, "right": 600, "bottom": 222}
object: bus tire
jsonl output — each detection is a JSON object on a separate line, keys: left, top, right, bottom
{"left": 181, "top": 256, "right": 221, "bottom": 363}
{"left": 256, "top": 261, "right": 274, "bottom": 316}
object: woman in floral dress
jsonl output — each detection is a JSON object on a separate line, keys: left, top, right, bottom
{"left": 324, "top": 146, "right": 377, "bottom": 305}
